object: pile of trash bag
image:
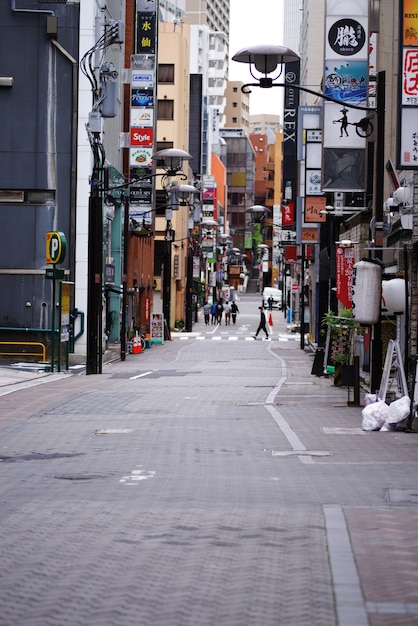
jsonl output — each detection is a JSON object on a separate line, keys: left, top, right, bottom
{"left": 362, "top": 395, "right": 411, "bottom": 431}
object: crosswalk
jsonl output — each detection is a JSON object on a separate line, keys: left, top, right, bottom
{"left": 171, "top": 333, "right": 301, "bottom": 342}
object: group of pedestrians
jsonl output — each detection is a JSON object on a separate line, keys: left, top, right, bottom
{"left": 202, "top": 300, "right": 270, "bottom": 339}
{"left": 202, "top": 299, "right": 240, "bottom": 326}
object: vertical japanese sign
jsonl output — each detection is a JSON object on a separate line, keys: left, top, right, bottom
{"left": 201, "top": 176, "right": 217, "bottom": 257}
{"left": 322, "top": 0, "right": 369, "bottom": 191}
{"left": 398, "top": 0, "right": 418, "bottom": 167}
{"left": 282, "top": 60, "right": 300, "bottom": 242}
{"left": 129, "top": 1, "right": 158, "bottom": 231}
{"left": 336, "top": 245, "right": 355, "bottom": 308}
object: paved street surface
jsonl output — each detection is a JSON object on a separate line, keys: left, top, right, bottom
{"left": 1, "top": 293, "right": 418, "bottom": 626}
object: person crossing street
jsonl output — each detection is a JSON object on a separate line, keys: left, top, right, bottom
{"left": 253, "top": 306, "right": 270, "bottom": 340}
{"left": 230, "top": 301, "right": 239, "bottom": 324}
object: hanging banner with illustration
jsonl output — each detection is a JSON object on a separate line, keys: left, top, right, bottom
{"left": 322, "top": 1, "right": 369, "bottom": 190}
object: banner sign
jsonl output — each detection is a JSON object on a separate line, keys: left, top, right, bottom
{"left": 398, "top": 0, "right": 418, "bottom": 167}
{"left": 283, "top": 60, "right": 300, "bottom": 229}
{"left": 322, "top": 1, "right": 369, "bottom": 190}
{"left": 129, "top": 4, "right": 158, "bottom": 230}
{"left": 305, "top": 196, "right": 327, "bottom": 222}
{"left": 336, "top": 245, "right": 355, "bottom": 308}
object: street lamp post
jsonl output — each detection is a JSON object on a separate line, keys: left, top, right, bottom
{"left": 232, "top": 45, "right": 385, "bottom": 391}
{"left": 168, "top": 183, "right": 200, "bottom": 333}
{"left": 147, "top": 149, "right": 193, "bottom": 342}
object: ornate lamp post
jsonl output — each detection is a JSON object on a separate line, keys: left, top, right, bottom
{"left": 232, "top": 44, "right": 385, "bottom": 392}
{"left": 148, "top": 149, "right": 193, "bottom": 342}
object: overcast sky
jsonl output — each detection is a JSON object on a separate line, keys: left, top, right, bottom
{"left": 228, "top": 0, "right": 285, "bottom": 116}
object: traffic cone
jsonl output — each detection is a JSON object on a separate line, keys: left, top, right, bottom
{"left": 268, "top": 313, "right": 273, "bottom": 326}
{"left": 132, "top": 333, "right": 142, "bottom": 354}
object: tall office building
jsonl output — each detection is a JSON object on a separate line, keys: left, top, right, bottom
{"left": 185, "top": 0, "right": 230, "bottom": 118}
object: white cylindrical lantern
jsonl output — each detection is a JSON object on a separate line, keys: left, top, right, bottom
{"left": 382, "top": 278, "right": 406, "bottom": 314}
{"left": 351, "top": 260, "right": 382, "bottom": 324}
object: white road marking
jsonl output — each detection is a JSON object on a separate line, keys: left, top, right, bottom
{"left": 119, "top": 465, "right": 156, "bottom": 485}
{"left": 130, "top": 371, "right": 153, "bottom": 380}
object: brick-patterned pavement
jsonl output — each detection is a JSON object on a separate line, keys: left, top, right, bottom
{"left": 0, "top": 296, "right": 418, "bottom": 626}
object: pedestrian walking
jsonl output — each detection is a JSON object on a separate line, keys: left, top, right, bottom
{"left": 210, "top": 301, "right": 217, "bottom": 325}
{"left": 203, "top": 302, "right": 211, "bottom": 325}
{"left": 267, "top": 296, "right": 273, "bottom": 311}
{"left": 216, "top": 300, "right": 224, "bottom": 324}
{"left": 224, "top": 301, "right": 231, "bottom": 325}
{"left": 253, "top": 306, "right": 270, "bottom": 340}
{"left": 230, "top": 301, "right": 239, "bottom": 325}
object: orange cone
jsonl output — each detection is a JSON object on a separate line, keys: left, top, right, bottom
{"left": 132, "top": 333, "right": 142, "bottom": 354}
{"left": 268, "top": 313, "right": 273, "bottom": 326}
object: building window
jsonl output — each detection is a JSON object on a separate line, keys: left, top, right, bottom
{"left": 157, "top": 99, "right": 174, "bottom": 120}
{"left": 158, "top": 64, "right": 174, "bottom": 84}
{"left": 232, "top": 102, "right": 237, "bottom": 108}
{"left": 156, "top": 141, "right": 173, "bottom": 152}
{"left": 233, "top": 87, "right": 238, "bottom": 92}
{"left": 232, "top": 117, "right": 237, "bottom": 124}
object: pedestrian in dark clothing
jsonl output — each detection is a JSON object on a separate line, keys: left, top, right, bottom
{"left": 253, "top": 306, "right": 270, "bottom": 340}
{"left": 203, "top": 302, "right": 211, "bottom": 325}
{"left": 216, "top": 300, "right": 224, "bottom": 324}
{"left": 231, "top": 301, "right": 239, "bottom": 324}
{"left": 210, "top": 302, "right": 217, "bottom": 324}
{"left": 267, "top": 296, "right": 273, "bottom": 311}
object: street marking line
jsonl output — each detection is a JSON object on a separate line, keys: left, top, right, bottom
{"left": 130, "top": 371, "right": 153, "bottom": 380}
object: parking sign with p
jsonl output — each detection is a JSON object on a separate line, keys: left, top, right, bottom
{"left": 46, "top": 231, "right": 66, "bottom": 264}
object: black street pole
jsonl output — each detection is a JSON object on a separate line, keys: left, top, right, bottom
{"left": 370, "top": 70, "right": 385, "bottom": 394}
{"left": 86, "top": 186, "right": 103, "bottom": 374}
{"left": 120, "top": 193, "right": 129, "bottom": 361}
{"left": 185, "top": 237, "right": 194, "bottom": 332}
{"left": 163, "top": 225, "right": 172, "bottom": 341}
{"left": 300, "top": 243, "right": 305, "bottom": 350}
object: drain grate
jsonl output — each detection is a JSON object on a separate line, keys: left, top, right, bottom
{"left": 272, "top": 450, "right": 333, "bottom": 457}
{"left": 322, "top": 427, "right": 366, "bottom": 435}
{"left": 54, "top": 473, "right": 108, "bottom": 481}
{"left": 0, "top": 452, "right": 84, "bottom": 463}
{"left": 386, "top": 488, "right": 418, "bottom": 504}
{"left": 93, "top": 428, "right": 137, "bottom": 435}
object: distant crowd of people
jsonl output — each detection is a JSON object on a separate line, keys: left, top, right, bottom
{"left": 202, "top": 299, "right": 240, "bottom": 326}
{"left": 201, "top": 299, "right": 271, "bottom": 340}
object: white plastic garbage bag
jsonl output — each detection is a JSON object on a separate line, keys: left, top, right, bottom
{"left": 386, "top": 395, "right": 410, "bottom": 425}
{"left": 362, "top": 400, "right": 389, "bottom": 431}
{"left": 364, "top": 393, "right": 377, "bottom": 406}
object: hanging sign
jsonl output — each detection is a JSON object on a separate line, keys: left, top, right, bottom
{"left": 336, "top": 245, "right": 355, "bottom": 308}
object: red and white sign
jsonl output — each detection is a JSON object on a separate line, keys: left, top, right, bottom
{"left": 130, "top": 127, "right": 153, "bottom": 146}
{"left": 282, "top": 201, "right": 294, "bottom": 226}
{"left": 336, "top": 245, "right": 355, "bottom": 308}
{"left": 402, "top": 47, "right": 418, "bottom": 105}
{"left": 285, "top": 245, "right": 297, "bottom": 263}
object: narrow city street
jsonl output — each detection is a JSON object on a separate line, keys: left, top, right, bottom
{"left": 1, "top": 293, "right": 418, "bottom": 626}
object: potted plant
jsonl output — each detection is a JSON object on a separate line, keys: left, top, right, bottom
{"left": 174, "top": 319, "right": 185, "bottom": 332}
{"left": 321, "top": 309, "right": 358, "bottom": 385}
